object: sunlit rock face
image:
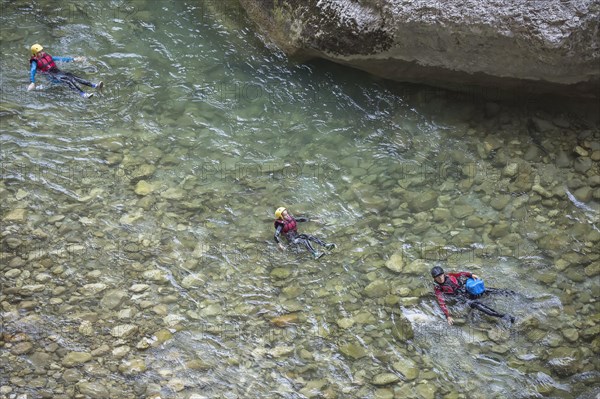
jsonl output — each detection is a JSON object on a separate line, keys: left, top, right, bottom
{"left": 238, "top": 0, "right": 600, "bottom": 97}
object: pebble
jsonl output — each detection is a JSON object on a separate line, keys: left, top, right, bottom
{"left": 110, "top": 324, "right": 139, "bottom": 338}
{"left": 372, "top": 373, "right": 400, "bottom": 386}
{"left": 62, "top": 351, "right": 92, "bottom": 367}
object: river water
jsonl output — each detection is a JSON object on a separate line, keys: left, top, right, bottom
{"left": 1, "top": 1, "right": 599, "bottom": 398}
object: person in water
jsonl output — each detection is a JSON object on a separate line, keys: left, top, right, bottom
{"left": 431, "top": 266, "right": 515, "bottom": 325}
{"left": 274, "top": 207, "right": 336, "bottom": 259}
{"left": 28, "top": 43, "right": 103, "bottom": 98}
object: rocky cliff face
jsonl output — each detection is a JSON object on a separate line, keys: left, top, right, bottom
{"left": 237, "top": 0, "right": 600, "bottom": 97}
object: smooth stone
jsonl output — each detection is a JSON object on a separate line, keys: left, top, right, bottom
{"left": 129, "top": 284, "right": 150, "bottom": 293}
{"left": 464, "top": 216, "right": 485, "bottom": 228}
{"left": 483, "top": 136, "right": 503, "bottom": 153}
{"left": 10, "top": 342, "right": 33, "bottom": 355}
{"left": 503, "top": 163, "right": 519, "bottom": 177}
{"left": 5, "top": 208, "right": 27, "bottom": 222}
{"left": 81, "top": 283, "right": 108, "bottom": 295}
{"left": 77, "top": 382, "right": 110, "bottom": 399}
{"left": 415, "top": 383, "right": 437, "bottom": 399}
{"left": 5, "top": 269, "right": 21, "bottom": 278}
{"left": 392, "top": 358, "right": 419, "bottom": 380}
{"left": 118, "top": 358, "right": 147, "bottom": 375}
{"left": 269, "top": 346, "right": 294, "bottom": 357}
{"left": 63, "top": 369, "right": 83, "bottom": 383}
{"left": 131, "top": 164, "right": 156, "bottom": 182}
{"left": 385, "top": 252, "right": 405, "bottom": 273}
{"left": 372, "top": 373, "right": 400, "bottom": 386}
{"left": 403, "top": 259, "right": 429, "bottom": 275}
{"left": 523, "top": 145, "right": 541, "bottom": 161}
{"left": 100, "top": 290, "right": 127, "bottom": 310}
{"left": 91, "top": 345, "right": 110, "bottom": 357}
{"left": 364, "top": 280, "right": 389, "bottom": 298}
{"left": 142, "top": 269, "right": 168, "bottom": 283}
{"left": 160, "top": 187, "right": 185, "bottom": 200}
{"left": 134, "top": 180, "right": 155, "bottom": 196}
{"left": 591, "top": 150, "right": 600, "bottom": 161}
{"left": 112, "top": 346, "right": 131, "bottom": 358}
{"left": 270, "top": 268, "right": 292, "bottom": 279}
{"left": 556, "top": 150, "right": 571, "bottom": 167}
{"left": 451, "top": 204, "right": 474, "bottom": 219}
{"left": 432, "top": 207, "right": 451, "bottom": 222}
{"left": 62, "top": 351, "right": 92, "bottom": 367}
{"left": 562, "top": 328, "right": 579, "bottom": 343}
{"left": 584, "top": 262, "right": 599, "bottom": 277}
{"left": 271, "top": 313, "right": 300, "bottom": 327}
{"left": 336, "top": 318, "right": 355, "bottom": 329}
{"left": 110, "top": 324, "right": 138, "bottom": 338}
{"left": 490, "top": 194, "right": 511, "bottom": 210}
{"left": 408, "top": 191, "right": 438, "bottom": 212}
{"left": 339, "top": 342, "right": 367, "bottom": 359}
{"left": 573, "top": 186, "right": 593, "bottom": 202}
{"left": 490, "top": 222, "right": 510, "bottom": 238}
{"left": 79, "top": 320, "right": 93, "bottom": 336}
{"left": 574, "top": 157, "right": 592, "bottom": 173}
{"left": 574, "top": 146, "right": 589, "bottom": 157}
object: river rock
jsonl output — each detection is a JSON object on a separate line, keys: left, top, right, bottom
{"left": 237, "top": 1, "right": 600, "bottom": 97}
{"left": 573, "top": 186, "right": 593, "bottom": 202}
{"left": 574, "top": 157, "right": 592, "bottom": 174}
{"left": 62, "top": 351, "right": 92, "bottom": 367}
{"left": 465, "top": 216, "right": 485, "bottom": 228}
{"left": 100, "top": 289, "right": 127, "bottom": 310}
{"left": 81, "top": 283, "right": 108, "bottom": 296}
{"left": 364, "top": 280, "right": 388, "bottom": 298}
{"left": 77, "top": 381, "right": 110, "bottom": 399}
{"left": 10, "top": 341, "right": 33, "bottom": 355}
{"left": 134, "top": 180, "right": 155, "bottom": 196}
{"left": 385, "top": 252, "right": 405, "bottom": 273}
{"left": 490, "top": 195, "right": 511, "bottom": 211}
{"left": 555, "top": 150, "right": 572, "bottom": 168}
{"left": 271, "top": 313, "right": 300, "bottom": 327}
{"left": 392, "top": 358, "right": 419, "bottom": 380}
{"left": 372, "top": 373, "right": 400, "bottom": 386}
{"left": 339, "top": 342, "right": 366, "bottom": 359}
{"left": 490, "top": 222, "right": 510, "bottom": 238}
{"left": 110, "top": 324, "right": 138, "bottom": 338}
{"left": 160, "top": 187, "right": 185, "bottom": 200}
{"left": 502, "top": 163, "right": 519, "bottom": 178}
{"left": 584, "top": 261, "right": 599, "bottom": 277}
{"left": 5, "top": 208, "right": 27, "bottom": 222}
{"left": 591, "top": 150, "right": 600, "bottom": 161}
{"left": 415, "top": 383, "right": 437, "bottom": 399}
{"left": 142, "top": 269, "right": 168, "bottom": 283}
{"left": 270, "top": 267, "right": 292, "bottom": 279}
{"left": 408, "top": 191, "right": 438, "bottom": 212}
{"left": 451, "top": 204, "right": 474, "bottom": 219}
{"left": 118, "top": 358, "right": 147, "bottom": 375}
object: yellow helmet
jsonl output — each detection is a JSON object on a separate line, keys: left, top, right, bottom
{"left": 31, "top": 43, "right": 43, "bottom": 55}
{"left": 275, "top": 207, "right": 287, "bottom": 219}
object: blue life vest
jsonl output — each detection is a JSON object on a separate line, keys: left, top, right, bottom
{"left": 466, "top": 278, "right": 485, "bottom": 295}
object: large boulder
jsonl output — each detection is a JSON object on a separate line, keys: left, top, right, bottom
{"left": 237, "top": 0, "right": 600, "bottom": 97}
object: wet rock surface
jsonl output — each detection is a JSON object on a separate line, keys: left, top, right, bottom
{"left": 238, "top": 0, "right": 600, "bottom": 97}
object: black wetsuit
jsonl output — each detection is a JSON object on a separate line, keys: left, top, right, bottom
{"left": 434, "top": 272, "right": 515, "bottom": 322}
{"left": 274, "top": 215, "right": 332, "bottom": 256}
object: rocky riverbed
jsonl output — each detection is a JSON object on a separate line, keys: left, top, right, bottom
{"left": 1, "top": 1, "right": 599, "bottom": 397}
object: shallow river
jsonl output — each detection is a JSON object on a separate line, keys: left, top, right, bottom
{"left": 1, "top": 1, "right": 599, "bottom": 398}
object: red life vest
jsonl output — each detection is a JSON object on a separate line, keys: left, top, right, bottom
{"left": 274, "top": 217, "right": 297, "bottom": 234}
{"left": 30, "top": 53, "right": 57, "bottom": 72}
{"left": 435, "top": 274, "right": 464, "bottom": 295}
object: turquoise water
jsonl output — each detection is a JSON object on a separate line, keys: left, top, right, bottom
{"left": 1, "top": 1, "right": 599, "bottom": 398}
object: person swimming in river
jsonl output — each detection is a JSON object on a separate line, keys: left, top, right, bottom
{"left": 28, "top": 43, "right": 103, "bottom": 98}
{"left": 273, "top": 207, "right": 336, "bottom": 259}
{"left": 431, "top": 266, "right": 516, "bottom": 325}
